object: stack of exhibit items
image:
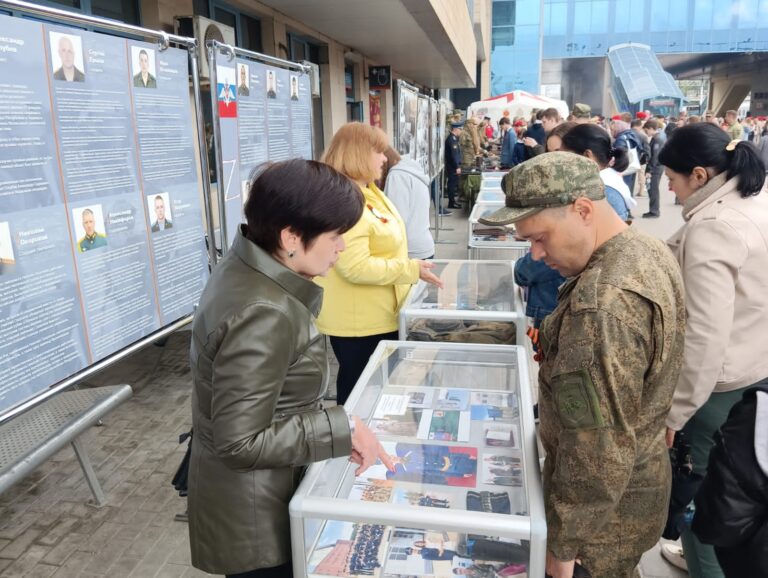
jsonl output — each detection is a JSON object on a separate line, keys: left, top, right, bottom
{"left": 468, "top": 202, "right": 530, "bottom": 261}
{"left": 289, "top": 340, "right": 545, "bottom": 578}
{"left": 398, "top": 260, "right": 526, "bottom": 349}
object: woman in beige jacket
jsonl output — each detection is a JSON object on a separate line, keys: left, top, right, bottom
{"left": 660, "top": 123, "right": 768, "bottom": 578}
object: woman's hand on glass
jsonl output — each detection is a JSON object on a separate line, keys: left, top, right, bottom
{"left": 418, "top": 260, "right": 444, "bottom": 288}
{"left": 349, "top": 416, "right": 395, "bottom": 476}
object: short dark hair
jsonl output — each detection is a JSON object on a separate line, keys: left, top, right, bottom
{"left": 644, "top": 119, "right": 659, "bottom": 130}
{"left": 243, "top": 159, "right": 364, "bottom": 254}
{"left": 561, "top": 123, "right": 629, "bottom": 172}
{"left": 630, "top": 119, "right": 643, "bottom": 128}
{"left": 541, "top": 107, "right": 560, "bottom": 121}
{"left": 499, "top": 117, "right": 511, "bottom": 126}
{"left": 659, "top": 123, "right": 766, "bottom": 197}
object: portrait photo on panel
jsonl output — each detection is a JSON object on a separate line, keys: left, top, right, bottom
{"left": 266, "top": 69, "right": 277, "bottom": 99}
{"left": 0, "top": 221, "right": 15, "bottom": 266}
{"left": 148, "top": 193, "right": 173, "bottom": 232}
{"left": 290, "top": 74, "right": 299, "bottom": 101}
{"left": 50, "top": 32, "right": 85, "bottom": 82}
{"left": 132, "top": 46, "right": 157, "bottom": 89}
{"left": 237, "top": 63, "right": 250, "bottom": 97}
{"left": 73, "top": 205, "right": 108, "bottom": 252}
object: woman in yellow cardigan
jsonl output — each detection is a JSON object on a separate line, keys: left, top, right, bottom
{"left": 317, "top": 123, "right": 442, "bottom": 404}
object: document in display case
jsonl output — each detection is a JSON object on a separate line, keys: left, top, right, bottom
{"left": 468, "top": 202, "right": 530, "bottom": 261}
{"left": 398, "top": 259, "right": 526, "bottom": 348}
{"left": 289, "top": 341, "right": 545, "bottom": 578}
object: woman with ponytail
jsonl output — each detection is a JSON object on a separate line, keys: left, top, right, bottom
{"left": 660, "top": 122, "right": 768, "bottom": 578}
{"left": 560, "top": 123, "right": 637, "bottom": 220}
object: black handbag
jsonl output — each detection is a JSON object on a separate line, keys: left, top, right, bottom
{"left": 171, "top": 430, "right": 193, "bottom": 497}
{"left": 662, "top": 430, "right": 703, "bottom": 540}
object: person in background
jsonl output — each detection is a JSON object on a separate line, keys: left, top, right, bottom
{"left": 523, "top": 109, "right": 546, "bottom": 146}
{"left": 560, "top": 123, "right": 635, "bottom": 220}
{"left": 544, "top": 121, "right": 577, "bottom": 152}
{"left": 724, "top": 110, "right": 743, "bottom": 141}
{"left": 571, "top": 102, "right": 592, "bottom": 124}
{"left": 660, "top": 123, "right": 768, "bottom": 578}
{"left": 187, "top": 159, "right": 394, "bottom": 578}
{"left": 612, "top": 118, "right": 644, "bottom": 195}
{"left": 444, "top": 121, "right": 463, "bottom": 210}
{"left": 483, "top": 115, "right": 495, "bottom": 139}
{"left": 316, "top": 123, "right": 443, "bottom": 405}
{"left": 381, "top": 147, "right": 434, "bottom": 260}
{"left": 497, "top": 116, "right": 511, "bottom": 145}
{"left": 630, "top": 118, "right": 651, "bottom": 197}
{"left": 642, "top": 119, "right": 667, "bottom": 218}
{"left": 691, "top": 383, "right": 768, "bottom": 578}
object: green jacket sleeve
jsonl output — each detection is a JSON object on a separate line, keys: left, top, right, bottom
{"left": 210, "top": 303, "right": 352, "bottom": 472}
{"left": 544, "top": 305, "right": 653, "bottom": 560}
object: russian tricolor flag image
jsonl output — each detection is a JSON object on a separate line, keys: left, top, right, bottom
{"left": 217, "top": 65, "right": 237, "bottom": 118}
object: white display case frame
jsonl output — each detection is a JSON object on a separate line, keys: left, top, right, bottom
{"left": 468, "top": 202, "right": 530, "bottom": 261}
{"left": 398, "top": 259, "right": 527, "bottom": 349}
{"left": 289, "top": 341, "right": 546, "bottom": 578}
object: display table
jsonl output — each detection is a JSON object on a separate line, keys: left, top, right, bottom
{"left": 468, "top": 202, "right": 530, "bottom": 261}
{"left": 289, "top": 341, "right": 545, "bottom": 578}
{"left": 398, "top": 259, "right": 526, "bottom": 348}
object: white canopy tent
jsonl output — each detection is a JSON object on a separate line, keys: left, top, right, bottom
{"left": 467, "top": 91, "right": 570, "bottom": 128}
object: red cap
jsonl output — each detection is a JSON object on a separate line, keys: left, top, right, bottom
{"left": 513, "top": 119, "right": 526, "bottom": 127}
{"left": 636, "top": 111, "right": 649, "bottom": 120}
{"left": 611, "top": 115, "right": 622, "bottom": 121}
{"left": 758, "top": 116, "right": 767, "bottom": 121}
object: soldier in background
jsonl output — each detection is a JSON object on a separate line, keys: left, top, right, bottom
{"left": 460, "top": 118, "right": 481, "bottom": 168}
{"left": 479, "top": 153, "right": 686, "bottom": 578}
{"left": 444, "top": 121, "right": 463, "bottom": 210}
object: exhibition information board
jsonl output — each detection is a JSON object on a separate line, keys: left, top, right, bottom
{"left": 0, "top": 15, "right": 209, "bottom": 416}
{"left": 210, "top": 44, "right": 314, "bottom": 248}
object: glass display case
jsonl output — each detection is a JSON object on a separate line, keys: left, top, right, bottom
{"left": 476, "top": 190, "right": 505, "bottom": 203}
{"left": 398, "top": 259, "right": 526, "bottom": 348}
{"left": 468, "top": 202, "right": 530, "bottom": 261}
{"left": 289, "top": 341, "right": 545, "bottom": 578}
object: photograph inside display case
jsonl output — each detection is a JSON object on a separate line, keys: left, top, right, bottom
{"left": 305, "top": 383, "right": 529, "bottom": 578}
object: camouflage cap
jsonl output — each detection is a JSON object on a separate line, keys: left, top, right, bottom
{"left": 572, "top": 103, "right": 591, "bottom": 118}
{"left": 477, "top": 152, "right": 605, "bottom": 226}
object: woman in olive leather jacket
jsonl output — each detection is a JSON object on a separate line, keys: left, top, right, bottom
{"left": 187, "top": 160, "right": 394, "bottom": 578}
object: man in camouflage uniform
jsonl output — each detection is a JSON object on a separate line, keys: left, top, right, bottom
{"left": 460, "top": 118, "right": 481, "bottom": 168}
{"left": 479, "top": 153, "right": 686, "bottom": 578}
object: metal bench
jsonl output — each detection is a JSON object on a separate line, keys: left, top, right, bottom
{"left": 0, "top": 385, "right": 133, "bottom": 507}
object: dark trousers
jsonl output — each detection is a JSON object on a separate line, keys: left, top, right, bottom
{"left": 226, "top": 563, "right": 293, "bottom": 578}
{"left": 648, "top": 169, "right": 662, "bottom": 215}
{"left": 623, "top": 173, "right": 636, "bottom": 196}
{"left": 446, "top": 171, "right": 458, "bottom": 205}
{"left": 330, "top": 331, "right": 399, "bottom": 405}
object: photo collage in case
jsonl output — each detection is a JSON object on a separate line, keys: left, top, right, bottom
{"left": 307, "top": 386, "right": 529, "bottom": 578}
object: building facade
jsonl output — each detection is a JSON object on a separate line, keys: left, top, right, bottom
{"left": 492, "top": 0, "right": 768, "bottom": 114}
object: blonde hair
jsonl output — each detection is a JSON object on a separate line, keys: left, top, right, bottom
{"left": 321, "top": 122, "right": 389, "bottom": 183}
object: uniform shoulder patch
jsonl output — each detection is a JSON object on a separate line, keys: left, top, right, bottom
{"left": 552, "top": 369, "right": 604, "bottom": 429}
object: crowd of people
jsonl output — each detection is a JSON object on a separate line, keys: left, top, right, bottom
{"left": 183, "top": 102, "right": 768, "bottom": 578}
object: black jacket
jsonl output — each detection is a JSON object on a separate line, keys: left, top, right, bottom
{"left": 524, "top": 122, "right": 546, "bottom": 146}
{"left": 692, "top": 383, "right": 768, "bottom": 578}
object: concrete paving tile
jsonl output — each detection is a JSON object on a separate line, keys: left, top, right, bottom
{"left": 0, "top": 544, "right": 50, "bottom": 576}
{"left": 81, "top": 537, "right": 131, "bottom": 575}
{"left": 121, "top": 525, "right": 165, "bottom": 560}
{"left": 0, "top": 558, "right": 13, "bottom": 572}
{"left": 105, "top": 556, "right": 142, "bottom": 578}
{"left": 23, "top": 563, "right": 59, "bottom": 577}
{"left": 0, "top": 511, "right": 38, "bottom": 541}
{"left": 154, "top": 562, "right": 189, "bottom": 578}
{"left": 0, "top": 527, "right": 41, "bottom": 559}
{"left": 181, "top": 566, "right": 212, "bottom": 577}
{"left": 51, "top": 549, "right": 96, "bottom": 574}
{"left": 36, "top": 517, "right": 83, "bottom": 547}
{"left": 41, "top": 533, "right": 87, "bottom": 565}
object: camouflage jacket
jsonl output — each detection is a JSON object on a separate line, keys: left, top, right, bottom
{"left": 460, "top": 130, "right": 478, "bottom": 166}
{"left": 538, "top": 227, "right": 685, "bottom": 560}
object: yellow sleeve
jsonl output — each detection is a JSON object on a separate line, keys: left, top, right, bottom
{"left": 333, "top": 217, "right": 420, "bottom": 286}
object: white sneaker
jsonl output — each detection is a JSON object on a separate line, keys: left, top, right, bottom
{"left": 661, "top": 543, "right": 689, "bottom": 572}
